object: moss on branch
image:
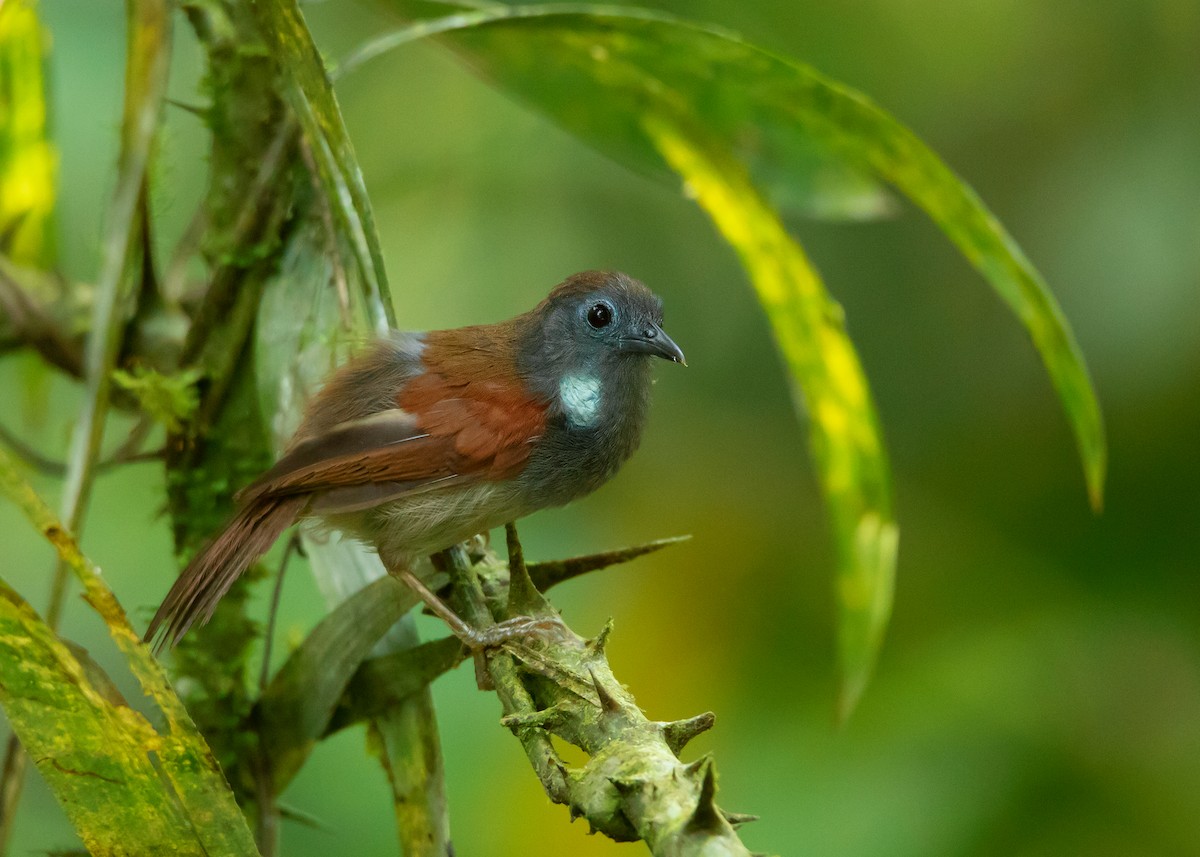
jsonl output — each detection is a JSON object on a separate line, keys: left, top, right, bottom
{"left": 436, "top": 528, "right": 764, "bottom": 856}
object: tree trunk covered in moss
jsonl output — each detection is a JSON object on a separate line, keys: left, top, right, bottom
{"left": 162, "top": 3, "right": 452, "bottom": 854}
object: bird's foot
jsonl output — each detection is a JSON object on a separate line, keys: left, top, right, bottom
{"left": 458, "top": 615, "right": 567, "bottom": 691}
{"left": 460, "top": 614, "right": 566, "bottom": 651}
{"left": 388, "top": 565, "right": 566, "bottom": 688}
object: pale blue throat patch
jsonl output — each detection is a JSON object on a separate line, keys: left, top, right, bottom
{"left": 559, "top": 373, "right": 602, "bottom": 427}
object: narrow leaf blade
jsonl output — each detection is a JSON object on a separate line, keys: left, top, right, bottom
{"left": 645, "top": 116, "right": 897, "bottom": 721}
{"left": 324, "top": 637, "right": 464, "bottom": 736}
{"left": 0, "top": 446, "right": 260, "bottom": 855}
{"left": 0, "top": 581, "right": 203, "bottom": 854}
{"left": 252, "top": 0, "right": 395, "bottom": 332}
{"left": 255, "top": 573, "right": 434, "bottom": 792}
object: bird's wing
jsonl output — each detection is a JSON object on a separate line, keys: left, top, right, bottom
{"left": 148, "top": 355, "right": 548, "bottom": 650}
{"left": 238, "top": 377, "right": 547, "bottom": 513}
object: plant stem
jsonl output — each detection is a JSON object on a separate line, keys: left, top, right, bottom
{"left": 438, "top": 532, "right": 760, "bottom": 855}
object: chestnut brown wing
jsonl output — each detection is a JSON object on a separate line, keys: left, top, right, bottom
{"left": 237, "top": 409, "right": 461, "bottom": 505}
{"left": 147, "top": 374, "right": 548, "bottom": 650}
{"left": 240, "top": 375, "right": 548, "bottom": 511}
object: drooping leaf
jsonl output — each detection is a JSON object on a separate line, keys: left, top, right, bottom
{"left": 0, "top": 446, "right": 259, "bottom": 855}
{"left": 361, "top": 3, "right": 1105, "bottom": 713}
{"left": 646, "top": 116, "right": 897, "bottom": 722}
{"left": 254, "top": 573, "right": 446, "bottom": 792}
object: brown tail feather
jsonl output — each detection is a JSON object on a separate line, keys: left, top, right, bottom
{"left": 145, "top": 495, "right": 307, "bottom": 652}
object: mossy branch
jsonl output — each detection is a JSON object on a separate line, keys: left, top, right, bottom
{"left": 434, "top": 526, "right": 764, "bottom": 857}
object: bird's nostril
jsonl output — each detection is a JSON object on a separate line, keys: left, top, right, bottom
{"left": 643, "top": 327, "right": 658, "bottom": 339}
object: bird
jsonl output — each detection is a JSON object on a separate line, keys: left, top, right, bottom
{"left": 146, "top": 270, "right": 685, "bottom": 651}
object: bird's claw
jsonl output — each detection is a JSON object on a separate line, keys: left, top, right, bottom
{"left": 462, "top": 615, "right": 566, "bottom": 691}
{"left": 462, "top": 615, "right": 566, "bottom": 651}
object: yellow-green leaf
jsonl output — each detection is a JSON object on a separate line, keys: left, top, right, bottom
{"left": 646, "top": 116, "right": 896, "bottom": 721}
{"left": 0, "top": 0, "right": 56, "bottom": 267}
{"left": 365, "top": 3, "right": 1105, "bottom": 713}
{"left": 0, "top": 579, "right": 207, "bottom": 855}
{"left": 0, "top": 446, "right": 259, "bottom": 855}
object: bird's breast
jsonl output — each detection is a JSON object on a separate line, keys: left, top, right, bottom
{"left": 519, "top": 361, "right": 653, "bottom": 508}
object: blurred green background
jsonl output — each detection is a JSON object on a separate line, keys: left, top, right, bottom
{"left": 3, "top": 0, "right": 1199, "bottom": 854}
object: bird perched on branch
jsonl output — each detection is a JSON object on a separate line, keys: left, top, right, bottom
{"left": 147, "top": 271, "right": 685, "bottom": 651}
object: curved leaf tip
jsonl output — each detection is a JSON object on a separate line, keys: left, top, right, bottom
{"left": 358, "top": 0, "right": 1105, "bottom": 712}
{"left": 644, "top": 114, "right": 896, "bottom": 720}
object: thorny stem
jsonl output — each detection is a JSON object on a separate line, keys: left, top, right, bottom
{"left": 442, "top": 542, "right": 572, "bottom": 803}
{"left": 438, "top": 528, "right": 761, "bottom": 856}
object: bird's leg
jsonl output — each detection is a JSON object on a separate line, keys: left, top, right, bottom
{"left": 390, "top": 566, "right": 561, "bottom": 650}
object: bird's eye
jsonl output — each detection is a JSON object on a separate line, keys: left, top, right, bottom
{"left": 586, "top": 302, "right": 613, "bottom": 329}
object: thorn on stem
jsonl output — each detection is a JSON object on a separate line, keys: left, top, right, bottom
{"left": 585, "top": 618, "right": 614, "bottom": 656}
{"left": 506, "top": 521, "right": 550, "bottom": 615}
{"left": 685, "top": 757, "right": 723, "bottom": 833}
{"left": 527, "top": 535, "right": 691, "bottom": 592}
{"left": 721, "top": 810, "right": 759, "bottom": 828}
{"left": 589, "top": 667, "right": 622, "bottom": 714}
{"left": 607, "top": 775, "right": 641, "bottom": 797}
{"left": 662, "top": 711, "right": 715, "bottom": 755}
{"left": 682, "top": 753, "right": 711, "bottom": 779}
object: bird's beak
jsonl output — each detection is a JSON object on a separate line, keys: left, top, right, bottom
{"left": 620, "top": 323, "right": 687, "bottom": 366}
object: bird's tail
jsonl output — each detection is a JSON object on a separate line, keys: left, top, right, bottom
{"left": 145, "top": 495, "right": 307, "bottom": 652}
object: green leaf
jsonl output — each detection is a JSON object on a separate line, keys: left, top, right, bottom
{"left": 364, "top": 3, "right": 1105, "bottom": 713}
{"left": 251, "top": 0, "right": 395, "bottom": 333}
{"left": 111, "top": 366, "right": 202, "bottom": 433}
{"left": 323, "top": 637, "right": 464, "bottom": 736}
{"left": 645, "top": 116, "right": 897, "bottom": 722}
{"left": 0, "top": 580, "right": 208, "bottom": 855}
{"left": 0, "top": 446, "right": 259, "bottom": 855}
{"left": 346, "top": 4, "right": 891, "bottom": 222}
{"left": 254, "top": 573, "right": 442, "bottom": 792}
